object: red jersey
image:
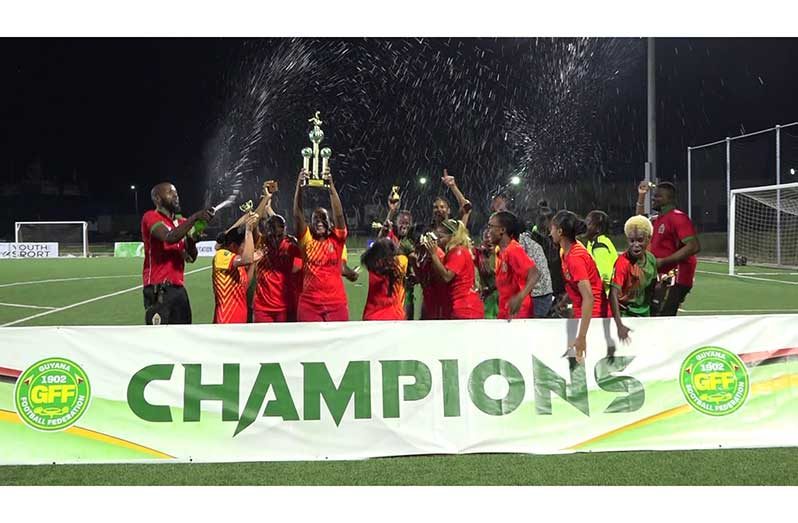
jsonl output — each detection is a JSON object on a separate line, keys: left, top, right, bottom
{"left": 254, "top": 237, "right": 302, "bottom": 314}
{"left": 495, "top": 240, "right": 535, "bottom": 319}
{"left": 418, "top": 247, "right": 450, "bottom": 320}
{"left": 363, "top": 255, "right": 407, "bottom": 321}
{"left": 650, "top": 207, "right": 697, "bottom": 286}
{"left": 561, "top": 242, "right": 609, "bottom": 318}
{"left": 212, "top": 248, "right": 249, "bottom": 324}
{"left": 298, "top": 226, "right": 348, "bottom": 306}
{"left": 141, "top": 209, "right": 187, "bottom": 287}
{"left": 444, "top": 246, "right": 484, "bottom": 319}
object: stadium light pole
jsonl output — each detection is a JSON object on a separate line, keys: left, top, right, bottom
{"left": 130, "top": 185, "right": 139, "bottom": 216}
{"left": 645, "top": 37, "right": 656, "bottom": 216}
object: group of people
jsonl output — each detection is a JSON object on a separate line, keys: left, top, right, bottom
{"left": 140, "top": 168, "right": 700, "bottom": 362}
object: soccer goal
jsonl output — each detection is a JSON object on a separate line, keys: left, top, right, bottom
{"left": 729, "top": 182, "right": 798, "bottom": 275}
{"left": 13, "top": 221, "right": 89, "bottom": 257}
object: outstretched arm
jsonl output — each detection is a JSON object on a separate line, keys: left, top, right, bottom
{"left": 609, "top": 286, "right": 631, "bottom": 342}
{"left": 294, "top": 169, "right": 308, "bottom": 237}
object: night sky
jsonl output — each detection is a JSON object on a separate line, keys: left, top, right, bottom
{"left": 2, "top": 37, "right": 798, "bottom": 236}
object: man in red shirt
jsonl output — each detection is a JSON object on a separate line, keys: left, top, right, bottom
{"left": 293, "top": 167, "right": 349, "bottom": 322}
{"left": 141, "top": 182, "right": 214, "bottom": 325}
{"left": 636, "top": 181, "right": 701, "bottom": 316}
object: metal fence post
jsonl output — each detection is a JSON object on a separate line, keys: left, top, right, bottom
{"left": 776, "top": 125, "right": 782, "bottom": 266}
{"left": 726, "top": 137, "right": 731, "bottom": 235}
{"left": 687, "top": 147, "right": 692, "bottom": 219}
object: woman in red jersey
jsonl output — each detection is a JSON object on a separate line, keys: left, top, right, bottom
{"left": 293, "top": 168, "right": 349, "bottom": 322}
{"left": 487, "top": 211, "right": 540, "bottom": 320}
{"left": 420, "top": 219, "right": 484, "bottom": 319}
{"left": 361, "top": 238, "right": 408, "bottom": 321}
{"left": 253, "top": 214, "right": 303, "bottom": 323}
{"left": 550, "top": 210, "right": 609, "bottom": 363}
{"left": 212, "top": 213, "right": 261, "bottom": 324}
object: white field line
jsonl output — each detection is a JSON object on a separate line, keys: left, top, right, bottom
{"left": 1, "top": 265, "right": 210, "bottom": 327}
{"left": 696, "top": 270, "right": 798, "bottom": 286}
{"left": 0, "top": 274, "right": 140, "bottom": 288}
{"left": 0, "top": 302, "right": 57, "bottom": 310}
{"left": 699, "top": 259, "right": 798, "bottom": 275}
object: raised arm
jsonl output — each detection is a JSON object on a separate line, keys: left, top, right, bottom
{"left": 326, "top": 168, "right": 346, "bottom": 231}
{"left": 441, "top": 169, "right": 472, "bottom": 227}
{"left": 294, "top": 169, "right": 308, "bottom": 237}
{"left": 635, "top": 180, "right": 650, "bottom": 216}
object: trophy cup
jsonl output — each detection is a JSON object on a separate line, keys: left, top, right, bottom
{"left": 389, "top": 186, "right": 401, "bottom": 205}
{"left": 301, "top": 111, "right": 332, "bottom": 188}
{"left": 239, "top": 200, "right": 254, "bottom": 213}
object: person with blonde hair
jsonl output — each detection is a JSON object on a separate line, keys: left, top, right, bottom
{"left": 421, "top": 218, "right": 484, "bottom": 319}
{"left": 609, "top": 215, "right": 658, "bottom": 341}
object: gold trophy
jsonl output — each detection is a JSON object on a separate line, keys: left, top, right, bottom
{"left": 301, "top": 111, "right": 332, "bottom": 188}
{"left": 389, "top": 185, "right": 401, "bottom": 205}
{"left": 239, "top": 200, "right": 254, "bottom": 213}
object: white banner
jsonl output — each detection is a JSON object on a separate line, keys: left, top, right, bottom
{"left": 0, "top": 242, "right": 59, "bottom": 258}
{"left": 196, "top": 240, "right": 216, "bottom": 257}
{"left": 0, "top": 315, "right": 796, "bottom": 465}
{"left": 113, "top": 241, "right": 215, "bottom": 257}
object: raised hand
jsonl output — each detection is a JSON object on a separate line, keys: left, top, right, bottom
{"left": 638, "top": 180, "right": 652, "bottom": 196}
{"left": 441, "top": 168, "right": 455, "bottom": 187}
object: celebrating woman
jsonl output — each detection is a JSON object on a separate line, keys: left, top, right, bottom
{"left": 293, "top": 167, "right": 349, "bottom": 322}
{"left": 211, "top": 213, "right": 261, "bottom": 324}
{"left": 487, "top": 211, "right": 540, "bottom": 320}
{"left": 550, "top": 210, "right": 609, "bottom": 362}
{"left": 421, "top": 219, "right": 484, "bottom": 319}
{"left": 609, "top": 215, "right": 658, "bottom": 341}
{"left": 361, "top": 238, "right": 408, "bottom": 321}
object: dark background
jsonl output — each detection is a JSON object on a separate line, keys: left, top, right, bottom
{"left": 1, "top": 38, "right": 796, "bottom": 240}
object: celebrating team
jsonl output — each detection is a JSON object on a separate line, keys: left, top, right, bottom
{"left": 141, "top": 168, "right": 700, "bottom": 361}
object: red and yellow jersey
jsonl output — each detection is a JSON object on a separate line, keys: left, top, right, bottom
{"left": 363, "top": 255, "right": 408, "bottom": 321}
{"left": 298, "top": 226, "right": 348, "bottom": 306}
{"left": 212, "top": 248, "right": 249, "bottom": 324}
{"left": 254, "top": 237, "right": 302, "bottom": 313}
{"left": 495, "top": 240, "right": 535, "bottom": 319}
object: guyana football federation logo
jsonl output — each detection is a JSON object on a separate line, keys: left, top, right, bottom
{"left": 14, "top": 358, "right": 91, "bottom": 431}
{"left": 680, "top": 346, "right": 749, "bottom": 416}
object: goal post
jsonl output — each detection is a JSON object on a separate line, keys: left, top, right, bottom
{"left": 14, "top": 221, "right": 89, "bottom": 257}
{"left": 728, "top": 182, "right": 798, "bottom": 275}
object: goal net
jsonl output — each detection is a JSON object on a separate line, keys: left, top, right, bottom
{"left": 729, "top": 182, "right": 798, "bottom": 275}
{"left": 13, "top": 221, "right": 89, "bottom": 257}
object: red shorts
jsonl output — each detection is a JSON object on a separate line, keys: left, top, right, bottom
{"left": 253, "top": 309, "right": 289, "bottom": 323}
{"left": 296, "top": 299, "right": 349, "bottom": 322}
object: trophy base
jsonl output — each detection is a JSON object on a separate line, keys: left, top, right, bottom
{"left": 305, "top": 178, "right": 330, "bottom": 189}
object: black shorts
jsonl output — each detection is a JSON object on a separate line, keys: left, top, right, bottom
{"left": 652, "top": 283, "right": 692, "bottom": 317}
{"left": 143, "top": 284, "right": 192, "bottom": 325}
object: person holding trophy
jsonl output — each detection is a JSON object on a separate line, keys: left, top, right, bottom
{"left": 292, "top": 112, "right": 350, "bottom": 322}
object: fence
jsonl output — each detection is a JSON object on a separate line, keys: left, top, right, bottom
{"left": 687, "top": 123, "right": 798, "bottom": 259}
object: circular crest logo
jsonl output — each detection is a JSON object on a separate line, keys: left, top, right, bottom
{"left": 680, "top": 346, "right": 748, "bottom": 416}
{"left": 14, "top": 357, "right": 91, "bottom": 431}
